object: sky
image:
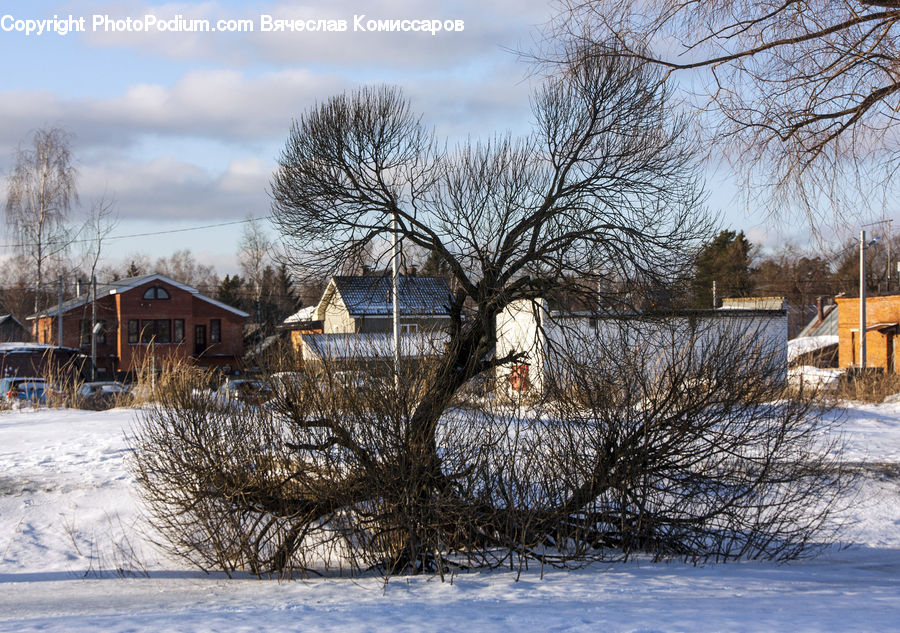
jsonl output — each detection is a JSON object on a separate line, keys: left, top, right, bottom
{"left": 0, "top": 0, "right": 827, "bottom": 278}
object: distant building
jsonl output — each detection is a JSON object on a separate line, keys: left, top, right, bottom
{"left": 281, "top": 305, "right": 324, "bottom": 358}
{"left": 0, "top": 343, "right": 84, "bottom": 380}
{"left": 29, "top": 274, "right": 248, "bottom": 378}
{"left": 791, "top": 298, "right": 839, "bottom": 368}
{"left": 299, "top": 331, "right": 449, "bottom": 373}
{"left": 314, "top": 275, "right": 452, "bottom": 334}
{"left": 835, "top": 294, "right": 900, "bottom": 372}
{"left": 283, "top": 275, "right": 452, "bottom": 371}
{"left": 496, "top": 299, "right": 788, "bottom": 395}
{"left": 797, "top": 298, "right": 839, "bottom": 339}
{"left": 720, "top": 297, "right": 786, "bottom": 311}
{"left": 0, "top": 315, "right": 29, "bottom": 343}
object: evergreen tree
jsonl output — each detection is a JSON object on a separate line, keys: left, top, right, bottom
{"left": 216, "top": 274, "right": 247, "bottom": 312}
{"left": 420, "top": 248, "right": 451, "bottom": 279}
{"left": 692, "top": 230, "right": 752, "bottom": 308}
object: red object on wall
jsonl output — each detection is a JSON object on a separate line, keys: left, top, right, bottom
{"left": 508, "top": 364, "right": 530, "bottom": 391}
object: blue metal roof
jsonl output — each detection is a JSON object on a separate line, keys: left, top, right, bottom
{"left": 331, "top": 276, "right": 451, "bottom": 317}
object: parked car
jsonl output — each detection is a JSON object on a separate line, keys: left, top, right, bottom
{"left": 215, "top": 378, "right": 273, "bottom": 405}
{"left": 268, "top": 371, "right": 307, "bottom": 396}
{"left": 77, "top": 381, "right": 131, "bottom": 410}
{"left": 0, "top": 377, "right": 48, "bottom": 405}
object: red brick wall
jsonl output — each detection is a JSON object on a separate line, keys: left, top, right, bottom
{"left": 115, "top": 280, "right": 245, "bottom": 372}
{"left": 35, "top": 294, "right": 121, "bottom": 375}
{"left": 37, "top": 279, "right": 246, "bottom": 375}
{"left": 835, "top": 295, "right": 900, "bottom": 372}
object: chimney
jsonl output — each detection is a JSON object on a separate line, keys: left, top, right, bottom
{"left": 816, "top": 297, "right": 825, "bottom": 324}
{"left": 406, "top": 265, "right": 418, "bottom": 276}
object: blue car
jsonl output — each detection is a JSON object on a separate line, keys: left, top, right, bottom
{"left": 0, "top": 377, "right": 47, "bottom": 405}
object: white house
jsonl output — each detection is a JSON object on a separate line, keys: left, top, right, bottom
{"left": 283, "top": 275, "right": 452, "bottom": 371}
{"left": 496, "top": 298, "right": 788, "bottom": 394}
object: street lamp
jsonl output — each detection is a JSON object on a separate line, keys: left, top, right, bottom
{"left": 859, "top": 231, "right": 881, "bottom": 369}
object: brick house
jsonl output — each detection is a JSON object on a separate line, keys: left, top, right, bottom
{"left": 30, "top": 274, "right": 248, "bottom": 378}
{"left": 835, "top": 294, "right": 900, "bottom": 372}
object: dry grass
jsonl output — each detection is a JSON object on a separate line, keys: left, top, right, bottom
{"left": 832, "top": 370, "right": 900, "bottom": 403}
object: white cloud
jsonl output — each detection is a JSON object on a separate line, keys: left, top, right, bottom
{"left": 77, "top": 155, "right": 272, "bottom": 221}
{"left": 76, "top": 0, "right": 551, "bottom": 70}
{"left": 0, "top": 62, "right": 532, "bottom": 169}
{"left": 0, "top": 68, "right": 346, "bottom": 162}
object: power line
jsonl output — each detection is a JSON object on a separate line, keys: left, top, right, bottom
{"left": 0, "top": 217, "right": 267, "bottom": 250}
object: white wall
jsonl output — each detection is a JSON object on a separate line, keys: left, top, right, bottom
{"left": 496, "top": 299, "right": 788, "bottom": 395}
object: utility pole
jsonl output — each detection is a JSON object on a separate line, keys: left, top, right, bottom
{"left": 91, "top": 276, "right": 97, "bottom": 381}
{"left": 712, "top": 280, "right": 717, "bottom": 309}
{"left": 887, "top": 219, "right": 893, "bottom": 291}
{"left": 57, "top": 275, "right": 63, "bottom": 346}
{"left": 860, "top": 230, "right": 867, "bottom": 369}
{"left": 859, "top": 231, "right": 882, "bottom": 369}
{"left": 392, "top": 212, "right": 400, "bottom": 388}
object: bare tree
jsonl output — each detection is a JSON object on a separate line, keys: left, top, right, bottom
{"left": 4, "top": 128, "right": 78, "bottom": 331}
{"left": 129, "top": 55, "right": 845, "bottom": 578}
{"left": 81, "top": 192, "right": 119, "bottom": 286}
{"left": 131, "top": 315, "right": 845, "bottom": 579}
{"left": 153, "top": 249, "right": 219, "bottom": 294}
{"left": 238, "top": 216, "right": 272, "bottom": 327}
{"left": 0, "top": 255, "right": 36, "bottom": 328}
{"left": 547, "top": 1, "right": 900, "bottom": 223}
{"left": 226, "top": 55, "right": 704, "bottom": 571}
{"left": 271, "top": 60, "right": 707, "bottom": 392}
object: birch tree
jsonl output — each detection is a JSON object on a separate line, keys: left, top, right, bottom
{"left": 5, "top": 128, "right": 78, "bottom": 329}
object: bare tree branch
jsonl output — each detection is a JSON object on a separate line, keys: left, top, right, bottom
{"left": 545, "top": 1, "right": 900, "bottom": 226}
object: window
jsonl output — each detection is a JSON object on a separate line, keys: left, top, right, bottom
{"left": 209, "top": 319, "right": 221, "bottom": 344}
{"left": 142, "top": 286, "right": 170, "bottom": 300}
{"left": 128, "top": 319, "right": 139, "bottom": 344}
{"left": 173, "top": 319, "right": 185, "bottom": 344}
{"left": 140, "top": 319, "right": 171, "bottom": 344}
{"left": 80, "top": 319, "right": 107, "bottom": 346}
{"left": 400, "top": 323, "right": 418, "bottom": 334}
{"left": 96, "top": 320, "right": 107, "bottom": 345}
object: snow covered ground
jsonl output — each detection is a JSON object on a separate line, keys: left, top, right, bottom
{"left": 1, "top": 403, "right": 899, "bottom": 632}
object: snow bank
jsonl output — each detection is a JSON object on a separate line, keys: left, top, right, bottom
{"left": 0, "top": 403, "right": 899, "bottom": 632}
{"left": 788, "top": 335, "right": 839, "bottom": 361}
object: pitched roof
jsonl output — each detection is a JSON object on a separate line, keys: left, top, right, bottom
{"left": 301, "top": 332, "right": 449, "bottom": 360}
{"left": 796, "top": 303, "right": 838, "bottom": 338}
{"left": 788, "top": 335, "right": 839, "bottom": 362}
{"left": 720, "top": 296, "right": 786, "bottom": 311}
{"left": 30, "top": 273, "right": 249, "bottom": 319}
{"left": 284, "top": 306, "right": 318, "bottom": 324}
{"left": 320, "top": 276, "right": 452, "bottom": 318}
{"left": 0, "top": 315, "right": 26, "bottom": 329}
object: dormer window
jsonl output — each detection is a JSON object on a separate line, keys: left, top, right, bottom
{"left": 143, "top": 286, "right": 170, "bottom": 300}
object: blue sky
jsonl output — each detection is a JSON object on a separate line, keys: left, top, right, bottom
{"left": 0, "top": 0, "right": 808, "bottom": 277}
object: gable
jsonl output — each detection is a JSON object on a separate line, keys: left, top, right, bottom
{"left": 30, "top": 273, "right": 249, "bottom": 320}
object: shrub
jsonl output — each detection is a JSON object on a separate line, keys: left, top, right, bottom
{"left": 129, "top": 320, "right": 846, "bottom": 579}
